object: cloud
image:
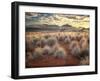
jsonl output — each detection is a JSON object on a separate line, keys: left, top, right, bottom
{"left": 25, "top": 12, "right": 90, "bottom": 28}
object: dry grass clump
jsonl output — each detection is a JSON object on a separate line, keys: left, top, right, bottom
{"left": 43, "top": 45, "right": 52, "bottom": 55}
{"left": 79, "top": 37, "right": 88, "bottom": 51}
{"left": 53, "top": 47, "right": 67, "bottom": 59}
{"left": 32, "top": 37, "right": 40, "bottom": 47}
{"left": 32, "top": 47, "right": 43, "bottom": 59}
{"left": 80, "top": 56, "right": 89, "bottom": 65}
{"left": 40, "top": 37, "right": 47, "bottom": 47}
{"left": 69, "top": 41, "right": 81, "bottom": 57}
{"left": 47, "top": 36, "right": 58, "bottom": 47}
{"left": 64, "top": 36, "right": 71, "bottom": 44}
{"left": 26, "top": 52, "right": 33, "bottom": 60}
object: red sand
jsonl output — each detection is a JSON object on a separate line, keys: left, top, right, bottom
{"left": 25, "top": 32, "right": 88, "bottom": 68}
{"left": 26, "top": 41, "right": 80, "bottom": 68}
{"left": 26, "top": 54, "right": 80, "bottom": 68}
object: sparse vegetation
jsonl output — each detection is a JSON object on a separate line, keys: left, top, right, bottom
{"left": 53, "top": 47, "right": 67, "bottom": 59}
{"left": 47, "top": 36, "right": 58, "bottom": 47}
{"left": 32, "top": 47, "right": 43, "bottom": 59}
{"left": 80, "top": 56, "right": 89, "bottom": 65}
{"left": 64, "top": 36, "right": 71, "bottom": 44}
{"left": 80, "top": 37, "right": 88, "bottom": 51}
{"left": 40, "top": 37, "right": 47, "bottom": 47}
{"left": 43, "top": 45, "right": 52, "bottom": 55}
{"left": 26, "top": 52, "right": 33, "bottom": 60}
{"left": 26, "top": 31, "right": 89, "bottom": 67}
{"left": 69, "top": 41, "right": 81, "bottom": 57}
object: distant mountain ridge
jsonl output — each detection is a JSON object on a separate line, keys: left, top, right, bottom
{"left": 26, "top": 24, "right": 89, "bottom": 32}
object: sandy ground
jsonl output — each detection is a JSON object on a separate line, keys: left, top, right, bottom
{"left": 25, "top": 32, "right": 89, "bottom": 68}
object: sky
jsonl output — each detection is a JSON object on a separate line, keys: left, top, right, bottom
{"left": 25, "top": 12, "right": 90, "bottom": 28}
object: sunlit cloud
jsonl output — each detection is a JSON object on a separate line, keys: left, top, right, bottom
{"left": 25, "top": 12, "right": 90, "bottom": 28}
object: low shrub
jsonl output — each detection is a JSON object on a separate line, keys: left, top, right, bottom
{"left": 47, "top": 36, "right": 58, "bottom": 47}
{"left": 53, "top": 47, "right": 67, "bottom": 59}
{"left": 32, "top": 47, "right": 43, "bottom": 59}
